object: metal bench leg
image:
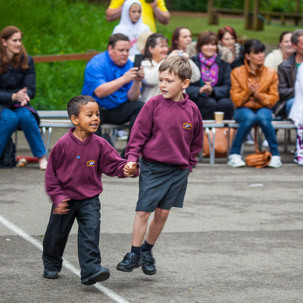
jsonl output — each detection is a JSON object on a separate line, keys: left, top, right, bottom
{"left": 41, "top": 127, "right": 46, "bottom": 145}
{"left": 45, "top": 127, "right": 52, "bottom": 156}
{"left": 14, "top": 131, "right": 18, "bottom": 152}
{"left": 110, "top": 128, "right": 118, "bottom": 146}
{"left": 211, "top": 127, "right": 216, "bottom": 165}
{"left": 205, "top": 128, "right": 211, "bottom": 164}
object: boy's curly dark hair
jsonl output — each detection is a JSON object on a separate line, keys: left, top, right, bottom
{"left": 67, "top": 95, "right": 97, "bottom": 118}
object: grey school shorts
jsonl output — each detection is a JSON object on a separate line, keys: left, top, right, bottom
{"left": 135, "top": 158, "right": 190, "bottom": 212}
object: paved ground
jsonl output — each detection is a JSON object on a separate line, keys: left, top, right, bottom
{"left": 0, "top": 129, "right": 302, "bottom": 303}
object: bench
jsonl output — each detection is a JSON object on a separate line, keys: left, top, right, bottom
{"left": 36, "top": 115, "right": 226, "bottom": 165}
{"left": 13, "top": 110, "right": 128, "bottom": 155}
{"left": 16, "top": 111, "right": 297, "bottom": 165}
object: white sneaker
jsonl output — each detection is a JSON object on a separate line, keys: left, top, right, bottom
{"left": 293, "top": 153, "right": 303, "bottom": 165}
{"left": 245, "top": 133, "right": 254, "bottom": 145}
{"left": 268, "top": 155, "right": 282, "bottom": 168}
{"left": 227, "top": 154, "right": 246, "bottom": 168}
{"left": 262, "top": 139, "right": 269, "bottom": 147}
{"left": 117, "top": 130, "right": 128, "bottom": 141}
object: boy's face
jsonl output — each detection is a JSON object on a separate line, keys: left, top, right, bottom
{"left": 159, "top": 70, "right": 190, "bottom": 101}
{"left": 129, "top": 3, "right": 141, "bottom": 23}
{"left": 71, "top": 102, "right": 100, "bottom": 133}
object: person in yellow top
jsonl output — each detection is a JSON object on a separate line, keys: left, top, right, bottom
{"left": 106, "top": 0, "right": 170, "bottom": 32}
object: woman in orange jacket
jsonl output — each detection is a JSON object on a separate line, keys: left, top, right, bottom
{"left": 228, "top": 39, "right": 282, "bottom": 168}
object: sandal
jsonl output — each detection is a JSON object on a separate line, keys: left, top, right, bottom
{"left": 39, "top": 157, "right": 48, "bottom": 170}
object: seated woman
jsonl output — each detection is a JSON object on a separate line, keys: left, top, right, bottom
{"left": 217, "top": 26, "right": 244, "bottom": 69}
{"left": 0, "top": 26, "right": 47, "bottom": 170}
{"left": 228, "top": 39, "right": 282, "bottom": 168}
{"left": 170, "top": 26, "right": 196, "bottom": 57}
{"left": 140, "top": 33, "right": 169, "bottom": 102}
{"left": 113, "top": 0, "right": 150, "bottom": 56}
{"left": 169, "top": 27, "right": 200, "bottom": 81}
{"left": 265, "top": 31, "right": 294, "bottom": 72}
{"left": 186, "top": 30, "right": 234, "bottom": 120}
{"left": 141, "top": 32, "right": 199, "bottom": 102}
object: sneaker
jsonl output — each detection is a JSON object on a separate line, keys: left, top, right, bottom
{"left": 262, "top": 140, "right": 269, "bottom": 148}
{"left": 245, "top": 133, "right": 254, "bottom": 145}
{"left": 81, "top": 267, "right": 110, "bottom": 285}
{"left": 293, "top": 155, "right": 303, "bottom": 165}
{"left": 43, "top": 269, "right": 59, "bottom": 279}
{"left": 117, "top": 252, "right": 141, "bottom": 272}
{"left": 227, "top": 154, "right": 246, "bottom": 168}
{"left": 117, "top": 130, "right": 128, "bottom": 141}
{"left": 141, "top": 251, "right": 156, "bottom": 275}
{"left": 268, "top": 155, "right": 282, "bottom": 168}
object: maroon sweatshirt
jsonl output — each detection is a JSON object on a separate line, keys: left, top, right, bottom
{"left": 45, "top": 128, "right": 127, "bottom": 207}
{"left": 126, "top": 94, "right": 203, "bottom": 171}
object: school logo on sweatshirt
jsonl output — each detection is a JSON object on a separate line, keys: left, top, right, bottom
{"left": 86, "top": 160, "right": 96, "bottom": 167}
{"left": 183, "top": 122, "right": 192, "bottom": 130}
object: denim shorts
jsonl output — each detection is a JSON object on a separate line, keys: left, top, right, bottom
{"left": 135, "top": 158, "right": 190, "bottom": 212}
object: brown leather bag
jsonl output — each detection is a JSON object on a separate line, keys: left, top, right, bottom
{"left": 245, "top": 127, "right": 272, "bottom": 168}
{"left": 203, "top": 128, "right": 235, "bottom": 157}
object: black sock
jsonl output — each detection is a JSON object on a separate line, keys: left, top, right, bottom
{"left": 131, "top": 245, "right": 141, "bottom": 256}
{"left": 141, "top": 240, "right": 153, "bottom": 252}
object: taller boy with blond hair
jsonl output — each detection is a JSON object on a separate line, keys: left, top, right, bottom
{"left": 118, "top": 56, "right": 203, "bottom": 275}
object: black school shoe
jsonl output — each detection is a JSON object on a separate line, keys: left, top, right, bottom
{"left": 116, "top": 252, "right": 141, "bottom": 272}
{"left": 43, "top": 269, "right": 59, "bottom": 279}
{"left": 141, "top": 251, "right": 156, "bottom": 275}
{"left": 81, "top": 267, "right": 110, "bottom": 285}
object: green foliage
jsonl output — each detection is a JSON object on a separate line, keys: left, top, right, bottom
{"left": 260, "top": 0, "right": 295, "bottom": 13}
{"left": 0, "top": 0, "right": 118, "bottom": 109}
{"left": 171, "top": 0, "right": 296, "bottom": 12}
{"left": 172, "top": 0, "right": 207, "bottom": 12}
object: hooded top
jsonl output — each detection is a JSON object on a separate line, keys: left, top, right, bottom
{"left": 113, "top": 0, "right": 150, "bottom": 55}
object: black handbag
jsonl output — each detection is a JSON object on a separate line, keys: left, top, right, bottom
{"left": 0, "top": 138, "right": 17, "bottom": 168}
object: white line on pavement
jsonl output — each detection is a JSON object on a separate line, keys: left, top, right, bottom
{"left": 0, "top": 214, "right": 129, "bottom": 303}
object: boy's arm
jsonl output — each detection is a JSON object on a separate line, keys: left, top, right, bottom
{"left": 188, "top": 110, "right": 204, "bottom": 171}
{"left": 45, "top": 145, "right": 70, "bottom": 207}
{"left": 98, "top": 139, "right": 130, "bottom": 178}
{"left": 125, "top": 101, "right": 153, "bottom": 162}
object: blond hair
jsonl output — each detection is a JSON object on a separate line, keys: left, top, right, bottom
{"left": 158, "top": 56, "right": 192, "bottom": 81}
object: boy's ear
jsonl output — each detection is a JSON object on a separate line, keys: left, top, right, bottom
{"left": 70, "top": 115, "right": 79, "bottom": 126}
{"left": 182, "top": 79, "right": 191, "bottom": 89}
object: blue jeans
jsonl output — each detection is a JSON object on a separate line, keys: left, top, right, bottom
{"left": 0, "top": 107, "right": 46, "bottom": 157}
{"left": 286, "top": 97, "right": 294, "bottom": 117}
{"left": 230, "top": 107, "right": 280, "bottom": 156}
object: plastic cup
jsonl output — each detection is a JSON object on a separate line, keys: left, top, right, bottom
{"left": 214, "top": 112, "right": 224, "bottom": 123}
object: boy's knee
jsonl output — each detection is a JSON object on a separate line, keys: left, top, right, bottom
{"left": 155, "top": 208, "right": 170, "bottom": 222}
{"left": 136, "top": 211, "right": 151, "bottom": 221}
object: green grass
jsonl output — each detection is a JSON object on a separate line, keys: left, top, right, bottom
{"left": 0, "top": 1, "right": 300, "bottom": 109}
{"left": 158, "top": 14, "right": 300, "bottom": 45}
